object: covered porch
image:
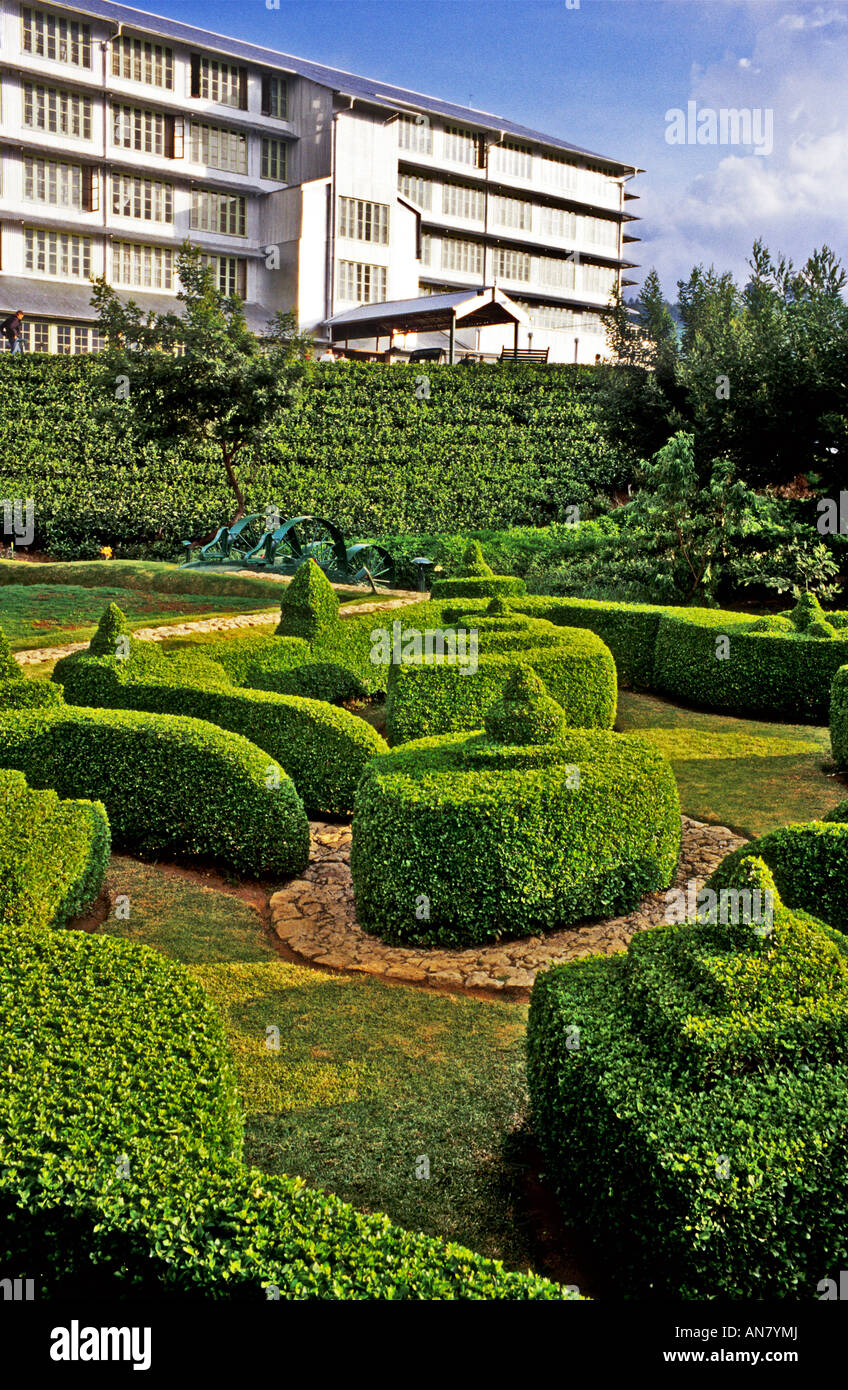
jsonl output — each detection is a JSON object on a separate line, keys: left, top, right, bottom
{"left": 324, "top": 287, "right": 532, "bottom": 363}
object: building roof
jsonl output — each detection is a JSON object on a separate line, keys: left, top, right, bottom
{"left": 52, "top": 0, "right": 641, "bottom": 174}
{"left": 0, "top": 276, "right": 276, "bottom": 333}
{"left": 326, "top": 287, "right": 531, "bottom": 340}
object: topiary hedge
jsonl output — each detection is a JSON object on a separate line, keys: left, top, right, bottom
{"left": 0, "top": 704, "right": 309, "bottom": 876}
{"left": 0, "top": 769, "right": 109, "bottom": 931}
{"left": 706, "top": 819, "right": 848, "bottom": 932}
{"left": 527, "top": 853, "right": 848, "bottom": 1297}
{"left": 430, "top": 574, "right": 527, "bottom": 601}
{"left": 0, "top": 923, "right": 571, "bottom": 1299}
{"left": 831, "top": 665, "right": 848, "bottom": 768}
{"left": 351, "top": 720, "right": 680, "bottom": 946}
{"left": 384, "top": 616, "right": 617, "bottom": 744}
{"left": 652, "top": 608, "right": 848, "bottom": 721}
{"left": 54, "top": 638, "right": 387, "bottom": 818}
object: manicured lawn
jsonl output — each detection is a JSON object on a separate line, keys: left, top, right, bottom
{"left": 616, "top": 690, "right": 843, "bottom": 838}
{"left": 98, "top": 856, "right": 537, "bottom": 1272}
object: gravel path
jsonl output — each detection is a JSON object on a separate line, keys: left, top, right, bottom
{"left": 270, "top": 816, "right": 748, "bottom": 995}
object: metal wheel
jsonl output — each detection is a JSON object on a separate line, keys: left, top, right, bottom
{"left": 227, "top": 513, "right": 275, "bottom": 564}
{"left": 259, "top": 516, "right": 349, "bottom": 579}
{"left": 345, "top": 543, "right": 395, "bottom": 588}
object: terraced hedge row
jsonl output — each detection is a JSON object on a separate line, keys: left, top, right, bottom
{"left": 0, "top": 357, "right": 629, "bottom": 556}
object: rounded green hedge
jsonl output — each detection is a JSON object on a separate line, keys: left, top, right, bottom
{"left": 0, "top": 705, "right": 309, "bottom": 876}
{"left": 527, "top": 854, "right": 848, "bottom": 1297}
{"left": 653, "top": 609, "right": 848, "bottom": 721}
{"left": 831, "top": 664, "right": 848, "bottom": 767}
{"left": 384, "top": 617, "right": 617, "bottom": 744}
{"left": 55, "top": 643, "right": 386, "bottom": 818}
{"left": 430, "top": 575, "right": 527, "bottom": 600}
{"left": 706, "top": 819, "right": 848, "bottom": 932}
{"left": 351, "top": 727, "right": 680, "bottom": 946}
{"left": 0, "top": 768, "right": 109, "bottom": 931}
{"left": 0, "top": 923, "right": 571, "bottom": 1300}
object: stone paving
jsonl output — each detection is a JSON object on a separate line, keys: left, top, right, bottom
{"left": 14, "top": 593, "right": 422, "bottom": 666}
{"left": 269, "top": 816, "right": 748, "bottom": 994}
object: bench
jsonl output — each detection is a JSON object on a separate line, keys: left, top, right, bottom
{"left": 498, "top": 347, "right": 550, "bottom": 364}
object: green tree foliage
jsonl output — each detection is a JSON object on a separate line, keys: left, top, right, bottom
{"left": 91, "top": 243, "right": 308, "bottom": 520}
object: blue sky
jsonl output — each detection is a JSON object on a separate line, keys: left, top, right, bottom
{"left": 152, "top": 0, "right": 848, "bottom": 298}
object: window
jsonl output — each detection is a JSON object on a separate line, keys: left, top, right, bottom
{"left": 24, "top": 227, "right": 91, "bottom": 279}
{"left": 443, "top": 126, "right": 476, "bottom": 165}
{"left": 538, "top": 255, "right": 576, "bottom": 290}
{"left": 26, "top": 320, "right": 50, "bottom": 352}
{"left": 338, "top": 197, "right": 389, "bottom": 244}
{"left": 581, "top": 215, "right": 620, "bottom": 251}
{"left": 190, "top": 189, "right": 247, "bottom": 237}
{"left": 420, "top": 233, "right": 433, "bottom": 266}
{"left": 337, "top": 261, "right": 387, "bottom": 303}
{"left": 261, "top": 75, "right": 287, "bottom": 119}
{"left": 398, "top": 173, "right": 432, "bottom": 209}
{"left": 441, "top": 182, "right": 484, "bottom": 222}
{"left": 524, "top": 304, "right": 604, "bottom": 333}
{"left": 199, "top": 255, "right": 247, "bottom": 298}
{"left": 540, "top": 205, "right": 577, "bottom": 241}
{"left": 191, "top": 123, "right": 248, "bottom": 174}
{"left": 23, "top": 157, "right": 82, "bottom": 209}
{"left": 21, "top": 8, "right": 91, "bottom": 68}
{"left": 397, "top": 114, "right": 432, "bottom": 155}
{"left": 540, "top": 154, "right": 578, "bottom": 192}
{"left": 581, "top": 263, "right": 617, "bottom": 297}
{"left": 112, "top": 174, "right": 173, "bottom": 223}
{"left": 492, "top": 141, "right": 533, "bottom": 179}
{"left": 490, "top": 194, "right": 532, "bottom": 231}
{"left": 55, "top": 323, "right": 72, "bottom": 354}
{"left": 112, "top": 104, "right": 167, "bottom": 156}
{"left": 441, "top": 237, "right": 483, "bottom": 275}
{"left": 192, "top": 56, "right": 247, "bottom": 110}
{"left": 22, "top": 83, "right": 91, "bottom": 139}
{"left": 112, "top": 241, "right": 174, "bottom": 290}
{"left": 111, "top": 35, "right": 173, "bottom": 90}
{"left": 260, "top": 138, "right": 287, "bottom": 181}
{"left": 492, "top": 247, "right": 531, "bottom": 282}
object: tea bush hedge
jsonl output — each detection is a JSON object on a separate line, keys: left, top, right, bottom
{"left": 527, "top": 854, "right": 848, "bottom": 1297}
{"left": 0, "top": 704, "right": 309, "bottom": 876}
{"left": 0, "top": 769, "right": 109, "bottom": 931}
{"left": 351, "top": 726, "right": 680, "bottom": 946}
{"left": 0, "top": 924, "right": 572, "bottom": 1299}
{"left": 384, "top": 616, "right": 617, "bottom": 744}
{"left": 831, "top": 665, "right": 848, "bottom": 767}
{"left": 54, "top": 639, "right": 386, "bottom": 817}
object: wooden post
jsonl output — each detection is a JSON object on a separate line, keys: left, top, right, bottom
{"left": 448, "top": 310, "right": 456, "bottom": 364}
{"left": 513, "top": 320, "right": 519, "bottom": 361}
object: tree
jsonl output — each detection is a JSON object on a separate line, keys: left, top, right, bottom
{"left": 91, "top": 243, "right": 310, "bottom": 520}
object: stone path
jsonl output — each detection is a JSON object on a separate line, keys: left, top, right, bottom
{"left": 269, "top": 816, "right": 748, "bottom": 994}
{"left": 14, "top": 593, "right": 422, "bottom": 666}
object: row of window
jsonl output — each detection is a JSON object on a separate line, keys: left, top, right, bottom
{"left": 21, "top": 8, "right": 289, "bottom": 116}
{"left": 20, "top": 84, "right": 289, "bottom": 179}
{"left": 515, "top": 301, "right": 606, "bottom": 334}
{"left": 397, "top": 115, "right": 619, "bottom": 205}
{"left": 17, "top": 320, "right": 105, "bottom": 354}
{"left": 398, "top": 173, "right": 620, "bottom": 249}
{"left": 20, "top": 226, "right": 247, "bottom": 293}
{"left": 337, "top": 260, "right": 387, "bottom": 304}
{"left": 421, "top": 234, "right": 618, "bottom": 295}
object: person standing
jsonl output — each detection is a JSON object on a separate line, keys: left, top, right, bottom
{"left": 1, "top": 311, "right": 25, "bottom": 354}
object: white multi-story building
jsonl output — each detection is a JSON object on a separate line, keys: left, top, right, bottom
{"left": 0, "top": 0, "right": 641, "bottom": 361}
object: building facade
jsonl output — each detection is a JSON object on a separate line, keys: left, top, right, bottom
{"left": 0, "top": 0, "right": 641, "bottom": 361}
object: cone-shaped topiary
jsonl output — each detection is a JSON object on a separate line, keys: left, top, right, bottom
{"left": 461, "top": 540, "right": 494, "bottom": 577}
{"left": 0, "top": 626, "right": 22, "bottom": 681}
{"left": 88, "top": 603, "right": 135, "bottom": 658}
{"left": 484, "top": 664, "right": 566, "bottom": 745}
{"left": 485, "top": 597, "right": 510, "bottom": 617}
{"left": 276, "top": 558, "right": 340, "bottom": 644}
{"left": 789, "top": 593, "right": 827, "bottom": 632}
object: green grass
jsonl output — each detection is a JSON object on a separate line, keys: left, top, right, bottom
{"left": 98, "top": 856, "right": 535, "bottom": 1269}
{"left": 616, "top": 690, "right": 843, "bottom": 838}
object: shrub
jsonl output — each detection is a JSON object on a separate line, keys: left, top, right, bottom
{"left": 88, "top": 601, "right": 133, "bottom": 656}
{"left": 747, "top": 614, "right": 794, "bottom": 633}
{"left": 0, "top": 768, "right": 109, "bottom": 930}
{"left": 652, "top": 608, "right": 848, "bottom": 720}
{"left": 527, "top": 855, "right": 848, "bottom": 1297}
{"left": 0, "top": 629, "right": 20, "bottom": 681}
{"left": 0, "top": 678, "right": 64, "bottom": 710}
{"left": 483, "top": 664, "right": 566, "bottom": 745}
{"left": 351, "top": 725, "right": 680, "bottom": 946}
{"left": 55, "top": 640, "right": 386, "bottom": 817}
{"left": 384, "top": 617, "right": 617, "bottom": 744}
{"left": 0, "top": 705, "right": 309, "bottom": 876}
{"left": 508, "top": 596, "right": 665, "bottom": 689}
{"left": 706, "top": 820, "right": 848, "bottom": 932}
{"left": 461, "top": 540, "right": 494, "bottom": 577}
{"left": 789, "top": 592, "right": 828, "bottom": 632}
{"left": 0, "top": 924, "right": 571, "bottom": 1300}
{"left": 275, "top": 558, "right": 340, "bottom": 642}
{"left": 430, "top": 574, "right": 527, "bottom": 601}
